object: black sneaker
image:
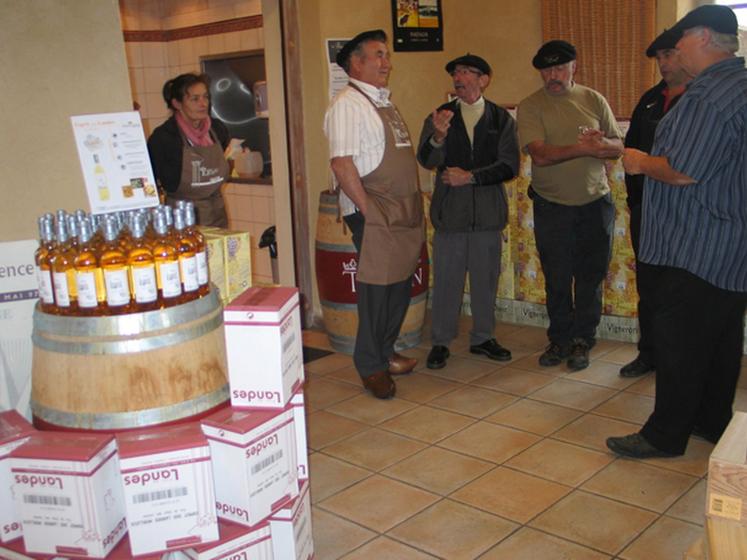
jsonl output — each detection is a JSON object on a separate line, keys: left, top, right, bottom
{"left": 606, "top": 433, "right": 678, "bottom": 458}
{"left": 469, "top": 339, "right": 512, "bottom": 361}
{"left": 567, "top": 338, "right": 590, "bottom": 371}
{"left": 538, "top": 342, "right": 570, "bottom": 367}
{"left": 426, "top": 345, "right": 450, "bottom": 369}
{"left": 619, "top": 356, "right": 654, "bottom": 378}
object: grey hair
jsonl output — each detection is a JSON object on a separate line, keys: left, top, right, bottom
{"left": 688, "top": 25, "right": 740, "bottom": 54}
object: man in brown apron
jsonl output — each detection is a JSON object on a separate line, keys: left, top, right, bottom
{"left": 324, "top": 29, "right": 424, "bottom": 399}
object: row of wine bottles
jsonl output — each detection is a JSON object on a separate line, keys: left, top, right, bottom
{"left": 35, "top": 202, "right": 210, "bottom": 316}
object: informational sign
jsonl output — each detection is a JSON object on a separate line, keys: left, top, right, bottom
{"left": 71, "top": 111, "right": 159, "bottom": 215}
{"left": 327, "top": 38, "right": 351, "bottom": 101}
{"left": 391, "top": 0, "right": 443, "bottom": 52}
{"left": 0, "top": 240, "right": 38, "bottom": 419}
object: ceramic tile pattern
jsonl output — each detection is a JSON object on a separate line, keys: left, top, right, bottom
{"left": 303, "top": 317, "right": 745, "bottom": 559}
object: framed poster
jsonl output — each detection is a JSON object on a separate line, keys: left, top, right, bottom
{"left": 391, "top": 0, "right": 443, "bottom": 52}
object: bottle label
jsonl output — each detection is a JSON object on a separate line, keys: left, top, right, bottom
{"left": 158, "top": 261, "right": 182, "bottom": 298}
{"left": 104, "top": 268, "right": 130, "bottom": 306}
{"left": 196, "top": 250, "right": 209, "bottom": 286}
{"left": 76, "top": 270, "right": 99, "bottom": 308}
{"left": 37, "top": 267, "right": 54, "bottom": 304}
{"left": 180, "top": 255, "right": 199, "bottom": 292}
{"left": 132, "top": 265, "right": 158, "bottom": 303}
{"left": 52, "top": 271, "right": 71, "bottom": 307}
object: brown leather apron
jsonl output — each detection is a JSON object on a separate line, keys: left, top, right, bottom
{"left": 169, "top": 128, "right": 229, "bottom": 227}
{"left": 350, "top": 84, "right": 424, "bottom": 285}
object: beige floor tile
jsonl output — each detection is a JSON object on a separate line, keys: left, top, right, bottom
{"left": 341, "top": 536, "right": 437, "bottom": 559}
{"left": 318, "top": 475, "right": 439, "bottom": 532}
{"left": 393, "top": 372, "right": 462, "bottom": 404}
{"left": 389, "top": 499, "right": 518, "bottom": 559}
{"left": 303, "top": 330, "right": 334, "bottom": 351}
{"left": 324, "top": 428, "right": 427, "bottom": 471}
{"left": 502, "top": 325, "right": 549, "bottom": 348}
{"left": 529, "top": 379, "right": 617, "bottom": 411}
{"left": 581, "top": 459, "right": 698, "bottom": 512}
{"left": 326, "top": 393, "right": 418, "bottom": 425}
{"left": 305, "top": 377, "right": 361, "bottom": 410}
{"left": 304, "top": 351, "right": 353, "bottom": 374}
{"left": 507, "top": 351, "right": 569, "bottom": 376}
{"left": 592, "top": 391, "right": 655, "bottom": 424}
{"left": 438, "top": 421, "right": 540, "bottom": 463}
{"left": 382, "top": 446, "right": 493, "bottom": 495}
{"left": 732, "top": 387, "right": 747, "bottom": 412}
{"left": 307, "top": 410, "right": 368, "bottom": 450}
{"left": 326, "top": 365, "right": 365, "bottom": 386}
{"left": 506, "top": 438, "right": 613, "bottom": 487}
{"left": 428, "top": 386, "right": 517, "bottom": 418}
{"left": 480, "top": 527, "right": 612, "bottom": 559}
{"left": 602, "top": 345, "right": 640, "bottom": 366}
{"left": 422, "top": 355, "right": 501, "bottom": 383}
{"left": 589, "top": 338, "right": 623, "bottom": 361}
{"left": 619, "top": 516, "right": 703, "bottom": 560}
{"left": 565, "top": 360, "right": 641, "bottom": 389}
{"left": 642, "top": 437, "right": 714, "bottom": 477}
{"left": 624, "top": 373, "right": 656, "bottom": 397}
{"left": 308, "top": 453, "right": 371, "bottom": 504}
{"left": 485, "top": 399, "right": 582, "bottom": 436}
{"left": 472, "top": 367, "right": 556, "bottom": 396}
{"left": 451, "top": 466, "right": 570, "bottom": 523}
{"left": 380, "top": 405, "right": 474, "bottom": 443}
{"left": 530, "top": 491, "right": 658, "bottom": 555}
{"left": 552, "top": 413, "right": 641, "bottom": 452}
{"left": 666, "top": 478, "right": 706, "bottom": 526}
{"left": 312, "top": 507, "right": 376, "bottom": 560}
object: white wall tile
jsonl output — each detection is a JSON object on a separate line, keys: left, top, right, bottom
{"left": 144, "top": 66, "right": 168, "bottom": 93}
{"left": 124, "top": 41, "right": 143, "bottom": 68}
{"left": 141, "top": 42, "right": 167, "bottom": 68}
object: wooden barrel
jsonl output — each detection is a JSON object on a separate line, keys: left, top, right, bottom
{"left": 31, "top": 290, "right": 229, "bottom": 431}
{"left": 315, "top": 191, "right": 429, "bottom": 354}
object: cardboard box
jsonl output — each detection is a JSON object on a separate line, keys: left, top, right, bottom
{"left": 184, "top": 519, "right": 272, "bottom": 560}
{"left": 10, "top": 433, "right": 126, "bottom": 558}
{"left": 0, "top": 411, "right": 35, "bottom": 544}
{"left": 201, "top": 406, "right": 298, "bottom": 527}
{"left": 224, "top": 287, "right": 304, "bottom": 409}
{"left": 289, "top": 391, "right": 308, "bottom": 481}
{"left": 204, "top": 235, "right": 226, "bottom": 304}
{"left": 203, "top": 230, "right": 252, "bottom": 302}
{"left": 269, "top": 481, "right": 313, "bottom": 560}
{"left": 0, "top": 532, "right": 190, "bottom": 559}
{"left": 116, "top": 424, "right": 219, "bottom": 557}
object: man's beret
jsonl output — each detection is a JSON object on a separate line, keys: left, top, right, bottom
{"left": 336, "top": 29, "right": 387, "bottom": 71}
{"left": 669, "top": 5, "right": 738, "bottom": 40}
{"left": 645, "top": 28, "right": 679, "bottom": 57}
{"left": 532, "top": 40, "right": 577, "bottom": 69}
{"left": 445, "top": 53, "right": 492, "bottom": 76}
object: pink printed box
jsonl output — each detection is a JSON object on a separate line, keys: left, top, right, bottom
{"left": 10, "top": 432, "right": 126, "bottom": 558}
{"left": 269, "top": 480, "right": 313, "bottom": 560}
{"left": 224, "top": 287, "right": 304, "bottom": 409}
{"left": 289, "top": 390, "right": 308, "bottom": 481}
{"left": 0, "top": 410, "right": 35, "bottom": 544}
{"left": 116, "top": 423, "right": 220, "bottom": 557}
{"left": 201, "top": 406, "right": 298, "bottom": 527}
{"left": 184, "top": 519, "right": 272, "bottom": 560}
{"left": 0, "top": 534, "right": 183, "bottom": 559}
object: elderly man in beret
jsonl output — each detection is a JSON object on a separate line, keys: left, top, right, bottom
{"left": 417, "top": 53, "right": 519, "bottom": 370}
{"left": 323, "top": 29, "right": 424, "bottom": 399}
{"left": 618, "top": 28, "right": 692, "bottom": 380}
{"left": 517, "top": 40, "right": 623, "bottom": 372}
{"left": 608, "top": 5, "right": 747, "bottom": 458}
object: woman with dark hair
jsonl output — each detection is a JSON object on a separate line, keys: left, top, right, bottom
{"left": 147, "top": 73, "right": 230, "bottom": 227}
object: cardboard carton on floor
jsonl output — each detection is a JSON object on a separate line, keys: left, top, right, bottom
{"left": 269, "top": 480, "right": 313, "bottom": 560}
{"left": 0, "top": 410, "right": 35, "bottom": 544}
{"left": 183, "top": 519, "right": 272, "bottom": 560}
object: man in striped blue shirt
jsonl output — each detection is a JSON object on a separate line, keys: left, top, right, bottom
{"left": 608, "top": 5, "right": 747, "bottom": 459}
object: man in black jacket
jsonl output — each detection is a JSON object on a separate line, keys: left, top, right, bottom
{"left": 417, "top": 54, "right": 519, "bottom": 369}
{"left": 619, "top": 28, "right": 691, "bottom": 378}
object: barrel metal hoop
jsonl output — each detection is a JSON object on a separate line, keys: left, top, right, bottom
{"left": 30, "top": 385, "right": 230, "bottom": 430}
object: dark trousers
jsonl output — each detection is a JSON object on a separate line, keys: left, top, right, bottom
{"left": 344, "top": 212, "right": 412, "bottom": 378}
{"left": 628, "top": 203, "right": 655, "bottom": 364}
{"left": 640, "top": 266, "right": 747, "bottom": 454}
{"left": 532, "top": 190, "right": 615, "bottom": 346}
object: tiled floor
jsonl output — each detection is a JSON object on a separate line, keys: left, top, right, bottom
{"left": 302, "top": 315, "right": 747, "bottom": 559}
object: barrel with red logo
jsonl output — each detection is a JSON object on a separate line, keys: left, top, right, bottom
{"left": 315, "top": 191, "right": 429, "bottom": 354}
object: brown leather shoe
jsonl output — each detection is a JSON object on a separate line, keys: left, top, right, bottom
{"left": 362, "top": 370, "right": 396, "bottom": 399}
{"left": 388, "top": 352, "right": 417, "bottom": 375}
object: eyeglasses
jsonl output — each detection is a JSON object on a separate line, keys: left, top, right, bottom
{"left": 449, "top": 68, "right": 483, "bottom": 77}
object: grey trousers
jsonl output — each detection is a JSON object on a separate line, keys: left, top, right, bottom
{"left": 430, "top": 230, "right": 502, "bottom": 347}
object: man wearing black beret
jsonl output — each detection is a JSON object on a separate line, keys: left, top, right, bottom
{"left": 618, "top": 28, "right": 691, "bottom": 380}
{"left": 324, "top": 29, "right": 424, "bottom": 399}
{"left": 417, "top": 53, "right": 519, "bottom": 369}
{"left": 517, "top": 40, "right": 623, "bottom": 372}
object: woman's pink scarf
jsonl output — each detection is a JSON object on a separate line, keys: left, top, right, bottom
{"left": 175, "top": 110, "right": 214, "bottom": 147}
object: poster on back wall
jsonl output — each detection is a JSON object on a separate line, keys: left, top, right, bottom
{"left": 391, "top": 0, "right": 443, "bottom": 51}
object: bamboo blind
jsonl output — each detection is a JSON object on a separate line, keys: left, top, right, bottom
{"left": 541, "top": 0, "right": 658, "bottom": 117}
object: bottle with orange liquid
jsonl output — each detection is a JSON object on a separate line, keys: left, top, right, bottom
{"left": 127, "top": 215, "right": 159, "bottom": 312}
{"left": 152, "top": 211, "right": 182, "bottom": 307}
{"left": 183, "top": 202, "right": 209, "bottom": 297}
{"left": 172, "top": 208, "right": 199, "bottom": 303}
{"left": 100, "top": 218, "right": 132, "bottom": 314}
{"left": 74, "top": 218, "right": 106, "bottom": 316}
{"left": 35, "top": 216, "right": 57, "bottom": 314}
{"left": 49, "top": 216, "right": 78, "bottom": 316}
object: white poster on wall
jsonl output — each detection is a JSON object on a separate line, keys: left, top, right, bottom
{"left": 0, "top": 240, "right": 38, "bottom": 419}
{"left": 326, "top": 38, "right": 351, "bottom": 101}
{"left": 71, "top": 111, "right": 159, "bottom": 215}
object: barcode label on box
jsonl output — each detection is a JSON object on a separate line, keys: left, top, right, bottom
{"left": 708, "top": 493, "right": 742, "bottom": 521}
{"left": 132, "top": 486, "right": 188, "bottom": 504}
{"left": 251, "top": 450, "right": 283, "bottom": 475}
{"left": 23, "top": 494, "right": 72, "bottom": 507}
